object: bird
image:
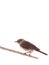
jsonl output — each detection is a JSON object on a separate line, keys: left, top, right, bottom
{"left": 15, "top": 39, "right": 48, "bottom": 55}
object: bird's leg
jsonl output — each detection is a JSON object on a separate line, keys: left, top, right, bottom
{"left": 28, "top": 50, "right": 32, "bottom": 56}
{"left": 24, "top": 50, "right": 32, "bottom": 55}
{"left": 24, "top": 53, "right": 27, "bottom": 55}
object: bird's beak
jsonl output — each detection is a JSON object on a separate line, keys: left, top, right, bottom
{"left": 14, "top": 41, "right": 17, "bottom": 42}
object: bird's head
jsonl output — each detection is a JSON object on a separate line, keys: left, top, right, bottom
{"left": 15, "top": 39, "right": 23, "bottom": 43}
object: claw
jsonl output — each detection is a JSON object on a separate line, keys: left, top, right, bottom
{"left": 24, "top": 53, "right": 26, "bottom": 55}
{"left": 29, "top": 54, "right": 31, "bottom": 56}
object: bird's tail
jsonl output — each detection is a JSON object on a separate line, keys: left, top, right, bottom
{"left": 38, "top": 50, "right": 48, "bottom": 55}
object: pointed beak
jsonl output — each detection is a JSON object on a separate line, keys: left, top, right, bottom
{"left": 14, "top": 41, "right": 17, "bottom": 42}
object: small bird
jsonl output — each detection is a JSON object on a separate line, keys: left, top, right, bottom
{"left": 15, "top": 39, "right": 48, "bottom": 55}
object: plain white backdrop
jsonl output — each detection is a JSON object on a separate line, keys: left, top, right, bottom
{"left": 0, "top": 0, "right": 49, "bottom": 65}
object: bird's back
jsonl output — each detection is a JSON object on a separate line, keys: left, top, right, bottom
{"left": 20, "top": 41, "right": 40, "bottom": 51}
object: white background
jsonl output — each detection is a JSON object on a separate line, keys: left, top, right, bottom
{"left": 0, "top": 0, "right": 49, "bottom": 65}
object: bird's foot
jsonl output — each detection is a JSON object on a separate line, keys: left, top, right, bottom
{"left": 23, "top": 53, "right": 27, "bottom": 55}
{"left": 29, "top": 54, "right": 31, "bottom": 56}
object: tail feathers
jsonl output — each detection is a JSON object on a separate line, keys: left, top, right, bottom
{"left": 38, "top": 50, "right": 48, "bottom": 55}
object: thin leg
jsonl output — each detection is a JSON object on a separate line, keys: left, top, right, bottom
{"left": 28, "top": 50, "right": 32, "bottom": 56}
{"left": 24, "top": 50, "right": 32, "bottom": 55}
